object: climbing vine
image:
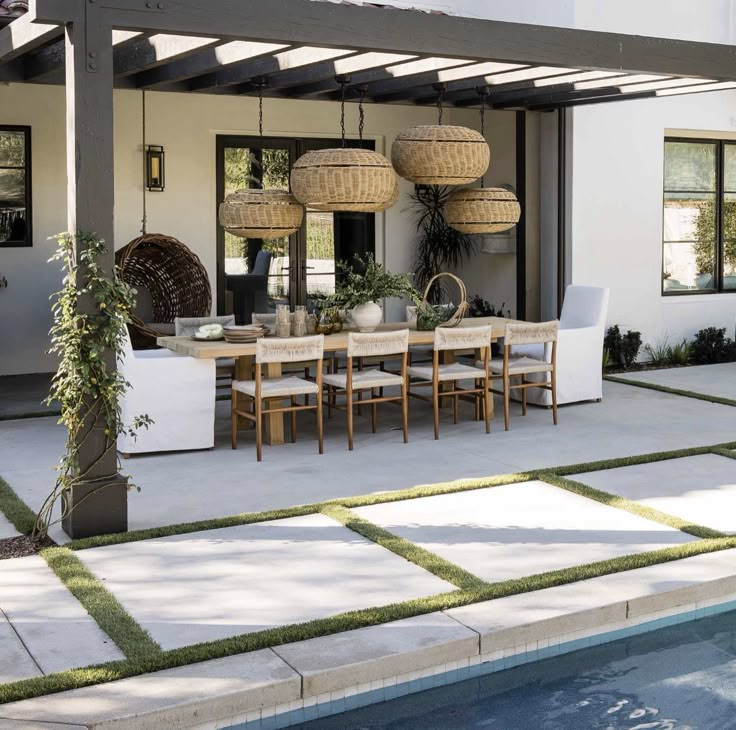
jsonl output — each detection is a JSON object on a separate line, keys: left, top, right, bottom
{"left": 35, "top": 232, "right": 151, "bottom": 537}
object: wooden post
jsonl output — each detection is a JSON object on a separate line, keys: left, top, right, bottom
{"left": 61, "top": 5, "right": 128, "bottom": 539}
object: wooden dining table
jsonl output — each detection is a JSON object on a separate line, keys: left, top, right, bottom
{"left": 158, "top": 315, "right": 517, "bottom": 445}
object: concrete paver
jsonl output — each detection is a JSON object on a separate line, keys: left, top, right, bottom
{"left": 0, "top": 555, "right": 124, "bottom": 674}
{"left": 354, "top": 481, "right": 696, "bottom": 584}
{"left": 0, "top": 611, "right": 41, "bottom": 684}
{"left": 574, "top": 454, "right": 736, "bottom": 535}
{"left": 76, "top": 513, "right": 455, "bottom": 650}
{"left": 613, "top": 362, "right": 736, "bottom": 401}
{"left": 0, "top": 511, "right": 19, "bottom": 539}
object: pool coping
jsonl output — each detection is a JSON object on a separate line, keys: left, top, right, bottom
{"left": 2, "top": 546, "right": 736, "bottom": 729}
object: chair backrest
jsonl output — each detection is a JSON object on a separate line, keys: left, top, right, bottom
{"left": 174, "top": 314, "right": 235, "bottom": 336}
{"left": 559, "top": 285, "right": 610, "bottom": 329}
{"left": 434, "top": 324, "right": 492, "bottom": 351}
{"left": 256, "top": 334, "right": 324, "bottom": 364}
{"left": 504, "top": 321, "right": 559, "bottom": 347}
{"left": 347, "top": 329, "right": 409, "bottom": 358}
{"left": 251, "top": 250, "right": 272, "bottom": 276}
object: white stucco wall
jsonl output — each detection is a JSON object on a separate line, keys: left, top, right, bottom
{"left": 0, "top": 83, "right": 516, "bottom": 376}
{"left": 569, "top": 91, "right": 736, "bottom": 346}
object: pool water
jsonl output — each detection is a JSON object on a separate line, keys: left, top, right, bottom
{"left": 298, "top": 609, "right": 736, "bottom": 729}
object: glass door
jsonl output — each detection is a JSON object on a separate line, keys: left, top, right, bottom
{"left": 216, "top": 136, "right": 376, "bottom": 322}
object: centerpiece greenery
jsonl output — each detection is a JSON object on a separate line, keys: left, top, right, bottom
{"left": 331, "top": 254, "right": 419, "bottom": 310}
{"left": 35, "top": 232, "right": 151, "bottom": 538}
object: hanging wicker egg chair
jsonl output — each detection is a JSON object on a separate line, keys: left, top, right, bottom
{"left": 446, "top": 187, "right": 521, "bottom": 234}
{"left": 219, "top": 188, "right": 304, "bottom": 239}
{"left": 391, "top": 125, "right": 490, "bottom": 185}
{"left": 291, "top": 147, "right": 397, "bottom": 212}
{"left": 116, "top": 233, "right": 211, "bottom": 348}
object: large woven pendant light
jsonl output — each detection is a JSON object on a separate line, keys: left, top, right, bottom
{"left": 392, "top": 83, "right": 490, "bottom": 185}
{"left": 219, "top": 81, "right": 304, "bottom": 239}
{"left": 291, "top": 78, "right": 397, "bottom": 213}
{"left": 446, "top": 89, "right": 521, "bottom": 234}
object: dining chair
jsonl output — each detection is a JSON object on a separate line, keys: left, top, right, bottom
{"left": 487, "top": 321, "right": 559, "bottom": 431}
{"left": 323, "top": 330, "right": 409, "bottom": 450}
{"left": 231, "top": 334, "right": 324, "bottom": 461}
{"left": 408, "top": 325, "right": 493, "bottom": 440}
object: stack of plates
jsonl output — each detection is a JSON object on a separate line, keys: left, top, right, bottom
{"left": 223, "top": 324, "right": 268, "bottom": 344}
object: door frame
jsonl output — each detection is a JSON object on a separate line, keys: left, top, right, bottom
{"left": 215, "top": 134, "right": 376, "bottom": 314}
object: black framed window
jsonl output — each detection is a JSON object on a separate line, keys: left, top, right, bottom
{"left": 663, "top": 137, "right": 735, "bottom": 294}
{"left": 0, "top": 126, "right": 32, "bottom": 248}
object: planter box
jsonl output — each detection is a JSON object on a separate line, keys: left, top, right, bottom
{"left": 62, "top": 476, "right": 128, "bottom": 539}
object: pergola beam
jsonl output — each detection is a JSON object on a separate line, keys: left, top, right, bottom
{"left": 112, "top": 33, "right": 220, "bottom": 77}
{"left": 30, "top": 0, "right": 736, "bottom": 81}
{"left": 0, "top": 11, "right": 60, "bottom": 62}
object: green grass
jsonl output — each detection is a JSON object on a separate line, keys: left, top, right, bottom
{"left": 4, "top": 535, "right": 736, "bottom": 706}
{"left": 322, "top": 504, "right": 486, "bottom": 590}
{"left": 538, "top": 473, "right": 724, "bottom": 539}
{"left": 0, "top": 475, "right": 37, "bottom": 535}
{"left": 41, "top": 547, "right": 161, "bottom": 661}
{"left": 605, "top": 374, "right": 736, "bottom": 407}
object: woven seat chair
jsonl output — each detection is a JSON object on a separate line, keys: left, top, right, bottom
{"left": 408, "top": 325, "right": 492, "bottom": 440}
{"left": 231, "top": 334, "right": 325, "bottom": 461}
{"left": 323, "top": 330, "right": 409, "bottom": 451}
{"left": 484, "top": 321, "right": 559, "bottom": 431}
{"left": 116, "top": 233, "right": 211, "bottom": 348}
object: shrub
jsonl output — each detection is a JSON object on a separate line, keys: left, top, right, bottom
{"left": 604, "top": 325, "right": 642, "bottom": 368}
{"left": 643, "top": 337, "right": 670, "bottom": 367}
{"left": 468, "top": 295, "right": 511, "bottom": 318}
{"left": 666, "top": 339, "right": 691, "bottom": 366}
{"left": 690, "top": 327, "right": 736, "bottom": 364}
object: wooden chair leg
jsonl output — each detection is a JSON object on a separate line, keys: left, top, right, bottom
{"left": 347, "top": 394, "right": 354, "bottom": 451}
{"left": 474, "top": 379, "right": 481, "bottom": 421}
{"left": 453, "top": 384, "right": 459, "bottom": 425}
{"left": 231, "top": 390, "right": 238, "bottom": 450}
{"left": 255, "top": 398, "right": 263, "bottom": 462}
{"left": 484, "top": 377, "right": 491, "bottom": 434}
{"left": 317, "top": 393, "right": 324, "bottom": 454}
{"left": 290, "top": 396, "right": 297, "bottom": 443}
{"left": 401, "top": 381, "right": 409, "bottom": 444}
{"left": 371, "top": 388, "right": 377, "bottom": 433}
{"left": 522, "top": 377, "right": 528, "bottom": 416}
{"left": 433, "top": 384, "right": 440, "bottom": 440}
{"left": 503, "top": 375, "right": 511, "bottom": 432}
{"left": 551, "top": 369, "right": 559, "bottom": 426}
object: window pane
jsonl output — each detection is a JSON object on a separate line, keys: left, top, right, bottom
{"left": 725, "top": 145, "right": 736, "bottom": 193}
{"left": 664, "top": 141, "right": 716, "bottom": 191}
{"left": 305, "top": 210, "right": 336, "bottom": 307}
{"left": 663, "top": 192, "right": 715, "bottom": 242}
{"left": 0, "top": 168, "right": 26, "bottom": 243}
{"left": 0, "top": 131, "right": 24, "bottom": 167}
{"left": 663, "top": 241, "right": 716, "bottom": 291}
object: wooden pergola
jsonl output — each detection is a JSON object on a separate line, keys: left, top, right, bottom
{"left": 3, "top": 0, "right": 736, "bottom": 536}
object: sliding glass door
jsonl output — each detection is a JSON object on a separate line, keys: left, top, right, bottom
{"left": 216, "top": 135, "right": 376, "bottom": 323}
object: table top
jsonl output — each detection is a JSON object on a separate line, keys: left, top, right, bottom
{"left": 157, "top": 316, "right": 518, "bottom": 359}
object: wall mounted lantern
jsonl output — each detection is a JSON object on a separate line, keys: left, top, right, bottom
{"left": 145, "top": 145, "right": 165, "bottom": 192}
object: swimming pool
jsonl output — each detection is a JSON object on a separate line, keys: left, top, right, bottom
{"left": 298, "top": 608, "right": 736, "bottom": 729}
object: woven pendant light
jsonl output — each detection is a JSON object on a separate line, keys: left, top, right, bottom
{"left": 447, "top": 89, "right": 521, "bottom": 234}
{"left": 219, "top": 82, "right": 304, "bottom": 240}
{"left": 291, "top": 79, "right": 397, "bottom": 213}
{"left": 392, "top": 84, "right": 490, "bottom": 185}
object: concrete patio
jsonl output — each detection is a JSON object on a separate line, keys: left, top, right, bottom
{"left": 1, "top": 376, "right": 735, "bottom": 544}
{"left": 0, "top": 366, "right": 735, "bottom": 727}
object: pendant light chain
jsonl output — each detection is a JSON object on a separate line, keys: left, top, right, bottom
{"left": 436, "top": 86, "right": 444, "bottom": 125}
{"left": 478, "top": 88, "right": 487, "bottom": 187}
{"left": 340, "top": 78, "right": 347, "bottom": 148}
{"left": 141, "top": 90, "right": 147, "bottom": 235}
{"left": 358, "top": 87, "right": 366, "bottom": 145}
{"left": 256, "top": 79, "right": 267, "bottom": 188}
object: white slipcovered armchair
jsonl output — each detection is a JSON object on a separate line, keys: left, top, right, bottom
{"left": 512, "top": 285, "right": 610, "bottom": 406}
{"left": 118, "top": 331, "right": 216, "bottom": 455}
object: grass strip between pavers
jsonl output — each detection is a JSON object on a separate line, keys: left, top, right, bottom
{"left": 604, "top": 374, "right": 736, "bottom": 408}
{"left": 322, "top": 504, "right": 486, "bottom": 591}
{"left": 0, "top": 475, "right": 37, "bottom": 535}
{"left": 4, "top": 535, "right": 736, "bottom": 706}
{"left": 41, "top": 547, "right": 162, "bottom": 661}
{"left": 712, "top": 447, "right": 736, "bottom": 461}
{"left": 538, "top": 473, "right": 724, "bottom": 539}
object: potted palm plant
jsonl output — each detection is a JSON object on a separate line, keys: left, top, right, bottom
{"left": 332, "top": 254, "right": 419, "bottom": 332}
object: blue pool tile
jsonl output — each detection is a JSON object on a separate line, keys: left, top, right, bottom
{"left": 302, "top": 704, "right": 319, "bottom": 723}
{"left": 385, "top": 684, "right": 399, "bottom": 701}
{"left": 260, "top": 716, "right": 277, "bottom": 730}
{"left": 287, "top": 708, "right": 304, "bottom": 726}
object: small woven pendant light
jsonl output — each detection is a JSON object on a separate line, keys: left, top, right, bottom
{"left": 446, "top": 89, "right": 521, "bottom": 234}
{"left": 392, "top": 84, "right": 490, "bottom": 185}
{"left": 219, "top": 81, "right": 304, "bottom": 239}
{"left": 291, "top": 78, "right": 397, "bottom": 212}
